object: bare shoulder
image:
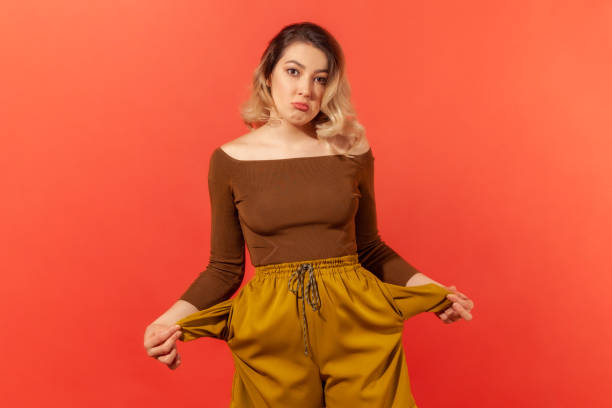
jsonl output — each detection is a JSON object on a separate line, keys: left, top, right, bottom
{"left": 219, "top": 129, "right": 262, "bottom": 160}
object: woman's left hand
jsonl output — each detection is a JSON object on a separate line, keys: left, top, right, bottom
{"left": 436, "top": 285, "right": 474, "bottom": 323}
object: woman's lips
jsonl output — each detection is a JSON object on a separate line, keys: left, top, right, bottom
{"left": 292, "top": 103, "right": 309, "bottom": 111}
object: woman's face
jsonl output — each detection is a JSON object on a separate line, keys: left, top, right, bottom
{"left": 267, "top": 41, "right": 329, "bottom": 128}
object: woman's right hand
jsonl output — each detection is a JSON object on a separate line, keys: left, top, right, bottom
{"left": 144, "top": 323, "right": 183, "bottom": 370}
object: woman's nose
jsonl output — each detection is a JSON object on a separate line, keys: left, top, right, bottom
{"left": 298, "top": 80, "right": 311, "bottom": 97}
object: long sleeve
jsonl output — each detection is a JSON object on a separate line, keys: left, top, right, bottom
{"left": 179, "top": 149, "right": 246, "bottom": 310}
{"left": 355, "top": 153, "right": 420, "bottom": 286}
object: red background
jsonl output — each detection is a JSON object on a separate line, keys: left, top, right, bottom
{"left": 1, "top": 1, "right": 611, "bottom": 406}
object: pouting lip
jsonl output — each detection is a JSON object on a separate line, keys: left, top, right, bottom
{"left": 292, "top": 102, "right": 309, "bottom": 110}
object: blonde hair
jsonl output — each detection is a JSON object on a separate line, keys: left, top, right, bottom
{"left": 239, "top": 22, "right": 365, "bottom": 157}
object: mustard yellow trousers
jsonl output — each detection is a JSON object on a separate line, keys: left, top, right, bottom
{"left": 175, "top": 254, "right": 453, "bottom": 408}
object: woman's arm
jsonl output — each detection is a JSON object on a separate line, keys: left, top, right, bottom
{"left": 149, "top": 299, "right": 198, "bottom": 327}
{"left": 353, "top": 142, "right": 474, "bottom": 322}
{"left": 144, "top": 148, "right": 245, "bottom": 369}
{"left": 355, "top": 146, "right": 430, "bottom": 286}
{"left": 355, "top": 146, "right": 450, "bottom": 289}
{"left": 178, "top": 148, "right": 246, "bottom": 311}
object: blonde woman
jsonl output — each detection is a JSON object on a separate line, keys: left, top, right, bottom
{"left": 144, "top": 21, "right": 474, "bottom": 407}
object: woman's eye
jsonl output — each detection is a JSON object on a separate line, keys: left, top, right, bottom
{"left": 286, "top": 68, "right": 327, "bottom": 85}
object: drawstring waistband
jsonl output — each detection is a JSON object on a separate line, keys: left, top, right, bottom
{"left": 254, "top": 254, "right": 360, "bottom": 357}
{"left": 288, "top": 263, "right": 321, "bottom": 356}
{"left": 255, "top": 254, "right": 359, "bottom": 275}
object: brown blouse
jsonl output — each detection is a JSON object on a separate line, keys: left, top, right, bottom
{"left": 179, "top": 146, "right": 421, "bottom": 310}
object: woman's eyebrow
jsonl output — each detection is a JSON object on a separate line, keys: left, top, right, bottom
{"left": 284, "top": 59, "right": 329, "bottom": 73}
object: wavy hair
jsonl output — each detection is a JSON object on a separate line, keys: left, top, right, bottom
{"left": 239, "top": 22, "right": 365, "bottom": 157}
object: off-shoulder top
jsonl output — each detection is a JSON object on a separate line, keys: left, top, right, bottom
{"left": 179, "top": 146, "right": 422, "bottom": 310}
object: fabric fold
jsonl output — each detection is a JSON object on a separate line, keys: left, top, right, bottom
{"left": 175, "top": 297, "right": 234, "bottom": 342}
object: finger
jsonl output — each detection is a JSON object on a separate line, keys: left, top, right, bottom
{"left": 437, "top": 307, "right": 453, "bottom": 322}
{"left": 441, "top": 307, "right": 460, "bottom": 322}
{"left": 447, "top": 310, "right": 462, "bottom": 323}
{"left": 148, "top": 330, "right": 182, "bottom": 358}
{"left": 447, "top": 294, "right": 473, "bottom": 311}
{"left": 459, "top": 298, "right": 474, "bottom": 311}
{"left": 443, "top": 312, "right": 456, "bottom": 324}
{"left": 440, "top": 300, "right": 469, "bottom": 323}
{"left": 158, "top": 346, "right": 177, "bottom": 365}
{"left": 145, "top": 325, "right": 180, "bottom": 350}
{"left": 452, "top": 302, "right": 473, "bottom": 321}
{"left": 447, "top": 289, "right": 469, "bottom": 302}
{"left": 450, "top": 291, "right": 469, "bottom": 301}
{"left": 169, "top": 348, "right": 182, "bottom": 367}
{"left": 147, "top": 332, "right": 176, "bottom": 358}
{"left": 456, "top": 292, "right": 471, "bottom": 302}
{"left": 169, "top": 353, "right": 182, "bottom": 370}
{"left": 444, "top": 284, "right": 467, "bottom": 298}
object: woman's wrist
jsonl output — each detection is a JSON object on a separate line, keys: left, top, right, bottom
{"left": 150, "top": 299, "right": 198, "bottom": 327}
{"left": 405, "top": 272, "right": 445, "bottom": 288}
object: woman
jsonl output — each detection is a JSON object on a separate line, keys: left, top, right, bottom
{"left": 144, "top": 22, "right": 474, "bottom": 407}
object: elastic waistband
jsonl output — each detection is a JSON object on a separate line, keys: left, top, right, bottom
{"left": 255, "top": 254, "right": 359, "bottom": 278}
